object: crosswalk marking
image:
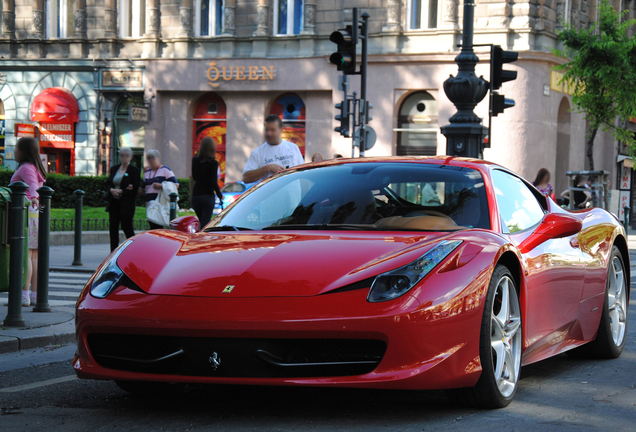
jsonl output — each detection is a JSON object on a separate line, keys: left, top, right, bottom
{"left": 0, "top": 271, "right": 91, "bottom": 307}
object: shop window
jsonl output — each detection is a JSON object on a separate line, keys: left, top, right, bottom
{"left": 46, "top": 0, "right": 74, "bottom": 38}
{"left": 408, "top": 0, "right": 438, "bottom": 30}
{"left": 119, "top": 0, "right": 146, "bottom": 38}
{"left": 196, "top": 0, "right": 224, "bottom": 36}
{"left": 275, "top": 0, "right": 303, "bottom": 35}
{"left": 396, "top": 91, "right": 438, "bottom": 156}
{"left": 270, "top": 93, "right": 306, "bottom": 157}
{"left": 114, "top": 95, "right": 146, "bottom": 168}
{"left": 193, "top": 93, "right": 227, "bottom": 187}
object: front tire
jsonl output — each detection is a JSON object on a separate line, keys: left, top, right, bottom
{"left": 568, "top": 246, "right": 628, "bottom": 359}
{"left": 447, "top": 264, "right": 522, "bottom": 408}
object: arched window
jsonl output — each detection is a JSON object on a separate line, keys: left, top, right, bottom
{"left": 274, "top": 0, "right": 303, "bottom": 35}
{"left": 119, "top": 0, "right": 146, "bottom": 38}
{"left": 114, "top": 95, "right": 146, "bottom": 168}
{"left": 46, "top": 0, "right": 74, "bottom": 38}
{"left": 396, "top": 91, "right": 439, "bottom": 156}
{"left": 193, "top": 94, "right": 227, "bottom": 187}
{"left": 196, "top": 0, "right": 224, "bottom": 36}
{"left": 408, "top": 0, "right": 438, "bottom": 30}
{"left": 270, "top": 93, "right": 306, "bottom": 156}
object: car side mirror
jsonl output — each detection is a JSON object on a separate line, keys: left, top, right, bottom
{"left": 519, "top": 213, "right": 582, "bottom": 253}
{"left": 169, "top": 215, "right": 200, "bottom": 233}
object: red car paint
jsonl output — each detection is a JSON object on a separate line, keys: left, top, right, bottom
{"left": 74, "top": 156, "right": 629, "bottom": 389}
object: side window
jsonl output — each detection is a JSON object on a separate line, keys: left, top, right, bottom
{"left": 491, "top": 170, "right": 545, "bottom": 233}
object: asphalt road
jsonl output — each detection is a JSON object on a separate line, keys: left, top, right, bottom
{"left": 0, "top": 293, "right": 635, "bottom": 432}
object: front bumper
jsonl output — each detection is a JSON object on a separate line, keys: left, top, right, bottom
{"left": 74, "top": 286, "right": 484, "bottom": 390}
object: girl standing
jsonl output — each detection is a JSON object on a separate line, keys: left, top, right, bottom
{"left": 10, "top": 137, "right": 46, "bottom": 306}
{"left": 533, "top": 168, "right": 555, "bottom": 200}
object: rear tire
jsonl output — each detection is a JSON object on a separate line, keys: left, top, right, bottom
{"left": 567, "top": 246, "right": 628, "bottom": 359}
{"left": 446, "top": 264, "right": 522, "bottom": 409}
{"left": 115, "top": 380, "right": 184, "bottom": 395}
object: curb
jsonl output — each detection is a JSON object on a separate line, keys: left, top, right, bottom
{"left": 49, "top": 266, "right": 96, "bottom": 274}
{"left": 0, "top": 321, "right": 75, "bottom": 354}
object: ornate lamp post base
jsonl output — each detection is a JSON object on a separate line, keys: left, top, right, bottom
{"left": 440, "top": 0, "right": 489, "bottom": 158}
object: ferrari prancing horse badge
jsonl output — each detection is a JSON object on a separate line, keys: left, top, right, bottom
{"left": 222, "top": 285, "right": 235, "bottom": 293}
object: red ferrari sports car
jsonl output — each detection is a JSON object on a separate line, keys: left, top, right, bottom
{"left": 74, "top": 157, "right": 629, "bottom": 408}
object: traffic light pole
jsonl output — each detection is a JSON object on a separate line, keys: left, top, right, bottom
{"left": 440, "top": 0, "right": 488, "bottom": 158}
{"left": 358, "top": 11, "right": 369, "bottom": 157}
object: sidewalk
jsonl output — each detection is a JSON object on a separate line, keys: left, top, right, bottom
{"left": 0, "top": 244, "right": 109, "bottom": 354}
{"left": 0, "top": 305, "right": 74, "bottom": 354}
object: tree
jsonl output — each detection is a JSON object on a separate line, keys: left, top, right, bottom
{"left": 555, "top": 1, "right": 636, "bottom": 170}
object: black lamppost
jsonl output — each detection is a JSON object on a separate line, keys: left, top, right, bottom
{"left": 440, "top": 0, "right": 488, "bottom": 158}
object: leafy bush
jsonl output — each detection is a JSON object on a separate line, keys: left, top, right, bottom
{"left": 0, "top": 171, "right": 191, "bottom": 209}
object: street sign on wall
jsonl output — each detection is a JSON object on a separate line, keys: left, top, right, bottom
{"left": 129, "top": 105, "right": 149, "bottom": 122}
{"left": 619, "top": 165, "right": 631, "bottom": 190}
{"left": 15, "top": 123, "right": 36, "bottom": 138}
{"left": 100, "top": 69, "right": 144, "bottom": 90}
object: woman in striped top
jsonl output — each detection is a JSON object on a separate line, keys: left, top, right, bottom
{"left": 139, "top": 149, "right": 179, "bottom": 229}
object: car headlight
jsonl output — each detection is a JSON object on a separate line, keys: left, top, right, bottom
{"left": 90, "top": 240, "right": 132, "bottom": 298}
{"left": 367, "top": 240, "right": 462, "bottom": 303}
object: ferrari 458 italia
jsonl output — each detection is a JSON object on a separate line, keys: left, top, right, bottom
{"left": 74, "top": 157, "right": 629, "bottom": 408}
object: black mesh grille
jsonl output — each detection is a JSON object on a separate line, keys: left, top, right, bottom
{"left": 87, "top": 334, "right": 386, "bottom": 378}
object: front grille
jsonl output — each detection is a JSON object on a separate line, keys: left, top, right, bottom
{"left": 87, "top": 334, "right": 386, "bottom": 378}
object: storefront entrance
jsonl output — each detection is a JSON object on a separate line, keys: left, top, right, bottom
{"left": 193, "top": 93, "right": 227, "bottom": 187}
{"left": 30, "top": 87, "right": 79, "bottom": 176}
{"left": 114, "top": 95, "right": 146, "bottom": 168}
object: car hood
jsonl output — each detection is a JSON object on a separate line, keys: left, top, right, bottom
{"left": 116, "top": 230, "right": 455, "bottom": 298}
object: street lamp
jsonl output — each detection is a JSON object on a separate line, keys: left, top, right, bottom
{"left": 440, "top": 0, "right": 488, "bottom": 158}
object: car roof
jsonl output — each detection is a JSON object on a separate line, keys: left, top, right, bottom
{"left": 297, "top": 156, "right": 506, "bottom": 171}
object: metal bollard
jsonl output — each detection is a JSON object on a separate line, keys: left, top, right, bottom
{"left": 33, "top": 186, "right": 53, "bottom": 313}
{"left": 169, "top": 193, "right": 178, "bottom": 222}
{"left": 624, "top": 206, "right": 630, "bottom": 239}
{"left": 72, "top": 190, "right": 84, "bottom": 266}
{"left": 3, "top": 182, "right": 28, "bottom": 327}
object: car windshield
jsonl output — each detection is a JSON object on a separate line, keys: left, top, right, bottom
{"left": 208, "top": 162, "right": 489, "bottom": 231}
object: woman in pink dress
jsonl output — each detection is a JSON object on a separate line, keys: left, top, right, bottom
{"left": 10, "top": 137, "right": 46, "bottom": 306}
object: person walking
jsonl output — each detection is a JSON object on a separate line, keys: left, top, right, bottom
{"left": 106, "top": 147, "right": 141, "bottom": 251}
{"left": 10, "top": 137, "right": 46, "bottom": 306}
{"left": 191, "top": 137, "right": 224, "bottom": 226}
{"left": 532, "top": 168, "right": 555, "bottom": 200}
{"left": 139, "top": 149, "right": 179, "bottom": 229}
{"left": 242, "top": 115, "right": 305, "bottom": 184}
{"left": 560, "top": 175, "right": 591, "bottom": 209}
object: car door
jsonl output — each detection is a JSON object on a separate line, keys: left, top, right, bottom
{"left": 491, "top": 169, "right": 586, "bottom": 357}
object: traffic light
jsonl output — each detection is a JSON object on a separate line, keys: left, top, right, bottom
{"left": 329, "top": 25, "right": 357, "bottom": 75}
{"left": 335, "top": 100, "right": 350, "bottom": 137}
{"left": 489, "top": 45, "right": 517, "bottom": 119}
{"left": 491, "top": 93, "right": 515, "bottom": 117}
{"left": 490, "top": 45, "right": 518, "bottom": 90}
{"left": 366, "top": 102, "right": 373, "bottom": 121}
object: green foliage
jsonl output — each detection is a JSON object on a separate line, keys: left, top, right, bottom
{"left": 0, "top": 171, "right": 192, "bottom": 209}
{"left": 554, "top": 1, "right": 636, "bottom": 167}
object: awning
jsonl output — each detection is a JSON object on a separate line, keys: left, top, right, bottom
{"left": 30, "top": 87, "right": 79, "bottom": 123}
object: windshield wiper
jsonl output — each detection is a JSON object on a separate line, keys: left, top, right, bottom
{"left": 262, "top": 224, "right": 378, "bottom": 231}
{"left": 203, "top": 225, "right": 254, "bottom": 232}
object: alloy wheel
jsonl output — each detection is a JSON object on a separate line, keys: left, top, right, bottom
{"left": 608, "top": 256, "right": 628, "bottom": 347}
{"left": 490, "top": 276, "right": 522, "bottom": 398}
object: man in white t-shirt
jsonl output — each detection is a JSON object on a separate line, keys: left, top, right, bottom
{"left": 242, "top": 115, "right": 305, "bottom": 184}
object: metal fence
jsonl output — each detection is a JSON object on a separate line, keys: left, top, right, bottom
{"left": 50, "top": 218, "right": 151, "bottom": 232}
